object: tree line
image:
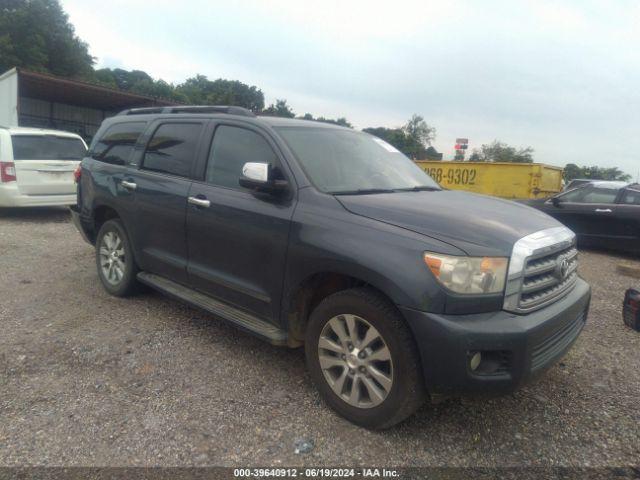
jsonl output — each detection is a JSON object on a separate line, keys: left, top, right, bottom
{"left": 0, "top": 0, "right": 631, "bottom": 182}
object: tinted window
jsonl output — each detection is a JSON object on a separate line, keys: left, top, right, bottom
{"left": 621, "top": 189, "right": 640, "bottom": 205}
{"left": 560, "top": 186, "right": 619, "bottom": 204}
{"left": 206, "top": 125, "right": 278, "bottom": 189}
{"left": 142, "top": 123, "right": 203, "bottom": 177}
{"left": 581, "top": 188, "right": 618, "bottom": 204}
{"left": 91, "top": 122, "right": 146, "bottom": 165}
{"left": 566, "top": 180, "right": 591, "bottom": 190}
{"left": 276, "top": 127, "right": 440, "bottom": 193}
{"left": 11, "top": 135, "right": 86, "bottom": 161}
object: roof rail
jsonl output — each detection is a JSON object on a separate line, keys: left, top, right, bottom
{"left": 116, "top": 105, "right": 256, "bottom": 117}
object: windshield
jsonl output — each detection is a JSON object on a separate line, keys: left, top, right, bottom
{"left": 11, "top": 135, "right": 87, "bottom": 161}
{"left": 275, "top": 127, "right": 440, "bottom": 194}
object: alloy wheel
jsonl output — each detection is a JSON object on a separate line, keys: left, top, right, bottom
{"left": 99, "top": 230, "right": 126, "bottom": 285}
{"left": 317, "top": 314, "right": 393, "bottom": 408}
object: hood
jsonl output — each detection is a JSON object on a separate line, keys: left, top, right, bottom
{"left": 336, "top": 190, "right": 562, "bottom": 256}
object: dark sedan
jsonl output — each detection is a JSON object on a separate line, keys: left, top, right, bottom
{"left": 523, "top": 181, "right": 640, "bottom": 254}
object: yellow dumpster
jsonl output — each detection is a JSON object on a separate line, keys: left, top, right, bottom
{"left": 414, "top": 161, "right": 563, "bottom": 199}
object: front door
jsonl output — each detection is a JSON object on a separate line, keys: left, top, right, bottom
{"left": 186, "top": 122, "right": 296, "bottom": 322}
{"left": 547, "top": 185, "right": 622, "bottom": 246}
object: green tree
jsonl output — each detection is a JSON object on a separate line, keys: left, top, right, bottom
{"left": 132, "top": 78, "right": 187, "bottom": 102}
{"left": 468, "top": 151, "right": 482, "bottom": 162}
{"left": 424, "top": 146, "right": 443, "bottom": 160}
{"left": 90, "top": 68, "right": 186, "bottom": 102}
{"left": 471, "top": 140, "right": 534, "bottom": 163}
{"left": 90, "top": 70, "right": 263, "bottom": 106}
{"left": 364, "top": 115, "right": 436, "bottom": 159}
{"left": 299, "top": 113, "right": 352, "bottom": 128}
{"left": 176, "top": 75, "right": 264, "bottom": 110}
{"left": 563, "top": 163, "right": 582, "bottom": 181}
{"left": 563, "top": 163, "right": 631, "bottom": 182}
{"left": 0, "top": 0, "right": 94, "bottom": 77}
{"left": 262, "top": 99, "right": 295, "bottom": 118}
{"left": 363, "top": 126, "right": 403, "bottom": 146}
{"left": 403, "top": 114, "right": 436, "bottom": 147}
{"left": 90, "top": 68, "right": 152, "bottom": 90}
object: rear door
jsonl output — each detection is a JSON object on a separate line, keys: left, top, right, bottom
{"left": 614, "top": 188, "right": 640, "bottom": 251}
{"left": 10, "top": 134, "right": 87, "bottom": 195}
{"left": 126, "top": 119, "right": 206, "bottom": 284}
{"left": 85, "top": 120, "right": 148, "bottom": 231}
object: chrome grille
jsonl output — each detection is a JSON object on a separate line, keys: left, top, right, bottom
{"left": 503, "top": 226, "right": 578, "bottom": 314}
{"left": 519, "top": 246, "right": 578, "bottom": 311}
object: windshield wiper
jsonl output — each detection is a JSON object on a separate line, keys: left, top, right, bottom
{"left": 331, "top": 188, "right": 396, "bottom": 195}
{"left": 394, "top": 185, "right": 441, "bottom": 192}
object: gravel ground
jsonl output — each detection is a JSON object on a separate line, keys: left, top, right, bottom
{"left": 0, "top": 207, "right": 639, "bottom": 468}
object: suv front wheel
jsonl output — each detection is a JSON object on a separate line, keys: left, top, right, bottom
{"left": 95, "top": 219, "right": 139, "bottom": 297}
{"left": 305, "top": 288, "right": 425, "bottom": 429}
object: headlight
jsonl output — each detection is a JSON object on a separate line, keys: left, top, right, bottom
{"left": 423, "top": 252, "right": 508, "bottom": 294}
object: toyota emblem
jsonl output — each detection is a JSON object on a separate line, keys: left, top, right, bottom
{"left": 558, "top": 258, "right": 570, "bottom": 279}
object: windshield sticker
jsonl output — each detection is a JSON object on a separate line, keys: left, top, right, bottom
{"left": 372, "top": 137, "right": 400, "bottom": 153}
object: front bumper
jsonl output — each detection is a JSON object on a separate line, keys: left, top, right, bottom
{"left": 401, "top": 278, "right": 591, "bottom": 396}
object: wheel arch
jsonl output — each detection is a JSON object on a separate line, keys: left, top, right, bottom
{"left": 92, "top": 202, "right": 141, "bottom": 267}
{"left": 284, "top": 268, "right": 409, "bottom": 347}
{"left": 93, "top": 203, "right": 122, "bottom": 233}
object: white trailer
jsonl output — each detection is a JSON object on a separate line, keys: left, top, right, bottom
{"left": 0, "top": 67, "right": 176, "bottom": 142}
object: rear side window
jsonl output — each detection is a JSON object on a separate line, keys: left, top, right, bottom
{"left": 206, "top": 125, "right": 278, "bottom": 190}
{"left": 142, "top": 123, "right": 203, "bottom": 177}
{"left": 621, "top": 189, "right": 640, "bottom": 205}
{"left": 11, "top": 135, "right": 86, "bottom": 161}
{"left": 91, "top": 122, "right": 146, "bottom": 165}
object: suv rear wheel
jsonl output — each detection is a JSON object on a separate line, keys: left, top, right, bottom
{"left": 305, "top": 287, "right": 425, "bottom": 429}
{"left": 95, "top": 219, "right": 139, "bottom": 296}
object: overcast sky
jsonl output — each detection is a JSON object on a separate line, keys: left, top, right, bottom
{"left": 62, "top": 0, "right": 639, "bottom": 176}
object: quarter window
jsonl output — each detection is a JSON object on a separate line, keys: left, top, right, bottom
{"left": 142, "top": 123, "right": 203, "bottom": 177}
{"left": 91, "top": 122, "right": 146, "bottom": 165}
{"left": 206, "top": 125, "right": 278, "bottom": 190}
{"left": 621, "top": 189, "right": 640, "bottom": 205}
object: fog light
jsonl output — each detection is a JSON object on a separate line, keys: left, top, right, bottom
{"left": 469, "top": 352, "right": 482, "bottom": 371}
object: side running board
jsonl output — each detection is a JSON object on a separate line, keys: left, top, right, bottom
{"left": 137, "top": 272, "right": 288, "bottom": 346}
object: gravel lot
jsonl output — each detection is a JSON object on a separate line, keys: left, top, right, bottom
{"left": 1, "top": 207, "right": 639, "bottom": 468}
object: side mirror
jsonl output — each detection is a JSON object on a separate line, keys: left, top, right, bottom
{"left": 239, "top": 162, "right": 288, "bottom": 194}
{"left": 551, "top": 196, "right": 562, "bottom": 207}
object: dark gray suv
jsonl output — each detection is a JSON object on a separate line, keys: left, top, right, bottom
{"left": 71, "top": 106, "right": 591, "bottom": 429}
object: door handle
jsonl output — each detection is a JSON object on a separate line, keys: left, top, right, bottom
{"left": 594, "top": 208, "right": 612, "bottom": 213}
{"left": 188, "top": 196, "right": 211, "bottom": 208}
{"left": 121, "top": 180, "right": 137, "bottom": 191}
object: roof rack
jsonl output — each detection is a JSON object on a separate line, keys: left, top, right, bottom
{"left": 117, "top": 105, "right": 256, "bottom": 117}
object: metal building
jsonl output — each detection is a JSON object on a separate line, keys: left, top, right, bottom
{"left": 0, "top": 67, "right": 178, "bottom": 141}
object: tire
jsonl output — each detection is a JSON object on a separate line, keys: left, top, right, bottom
{"left": 95, "top": 218, "right": 140, "bottom": 297}
{"left": 305, "top": 287, "right": 425, "bottom": 429}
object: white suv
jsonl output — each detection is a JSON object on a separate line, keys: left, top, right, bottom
{"left": 0, "top": 127, "right": 87, "bottom": 207}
